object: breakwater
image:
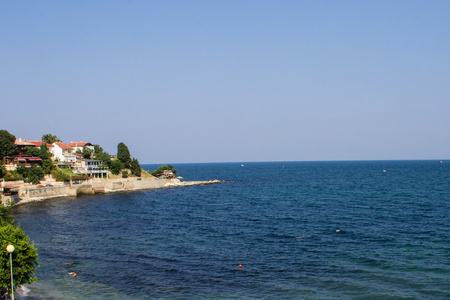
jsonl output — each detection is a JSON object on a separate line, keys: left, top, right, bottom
{"left": 2, "top": 178, "right": 222, "bottom": 205}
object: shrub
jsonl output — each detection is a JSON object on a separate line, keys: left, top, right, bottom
{"left": 0, "top": 206, "right": 39, "bottom": 295}
{"left": 151, "top": 165, "right": 177, "bottom": 177}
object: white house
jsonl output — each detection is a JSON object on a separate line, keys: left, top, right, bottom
{"left": 73, "top": 159, "right": 109, "bottom": 178}
{"left": 51, "top": 142, "right": 77, "bottom": 163}
{"left": 68, "top": 142, "right": 94, "bottom": 153}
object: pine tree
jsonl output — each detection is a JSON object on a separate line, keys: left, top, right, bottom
{"left": 117, "top": 142, "right": 132, "bottom": 168}
{"left": 130, "top": 158, "right": 141, "bottom": 177}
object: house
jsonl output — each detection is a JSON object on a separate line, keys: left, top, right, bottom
{"left": 68, "top": 142, "right": 94, "bottom": 153}
{"left": 51, "top": 142, "right": 77, "bottom": 164}
{"left": 14, "top": 138, "right": 36, "bottom": 155}
{"left": 27, "top": 141, "right": 54, "bottom": 149}
{"left": 2, "top": 155, "right": 42, "bottom": 171}
{"left": 1, "top": 139, "right": 46, "bottom": 170}
{"left": 73, "top": 159, "right": 109, "bottom": 178}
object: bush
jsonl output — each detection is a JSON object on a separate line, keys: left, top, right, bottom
{"left": 51, "top": 168, "right": 87, "bottom": 182}
{"left": 110, "top": 160, "right": 124, "bottom": 175}
{"left": 151, "top": 165, "right": 177, "bottom": 177}
{"left": 0, "top": 206, "right": 39, "bottom": 295}
{"left": 16, "top": 166, "right": 44, "bottom": 184}
{"left": 121, "top": 170, "right": 128, "bottom": 178}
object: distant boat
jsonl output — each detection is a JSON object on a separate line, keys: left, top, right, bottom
{"left": 241, "top": 164, "right": 244, "bottom": 167}
{"left": 440, "top": 161, "right": 444, "bottom": 163}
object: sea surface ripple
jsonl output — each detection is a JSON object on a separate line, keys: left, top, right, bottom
{"left": 13, "top": 161, "right": 450, "bottom": 299}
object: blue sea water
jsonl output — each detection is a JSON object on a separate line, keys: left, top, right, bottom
{"left": 12, "top": 161, "right": 450, "bottom": 299}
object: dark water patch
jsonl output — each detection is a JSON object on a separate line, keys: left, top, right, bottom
{"left": 12, "top": 161, "right": 450, "bottom": 299}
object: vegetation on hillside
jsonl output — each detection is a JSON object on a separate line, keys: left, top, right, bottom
{"left": 0, "top": 130, "right": 145, "bottom": 182}
{"left": 51, "top": 167, "right": 87, "bottom": 182}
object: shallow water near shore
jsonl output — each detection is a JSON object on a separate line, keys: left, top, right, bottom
{"left": 12, "top": 161, "right": 450, "bottom": 299}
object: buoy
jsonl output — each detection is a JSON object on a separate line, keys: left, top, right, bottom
{"left": 239, "top": 264, "right": 243, "bottom": 269}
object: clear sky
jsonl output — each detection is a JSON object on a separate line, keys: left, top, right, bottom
{"left": 1, "top": 1, "right": 449, "bottom": 163}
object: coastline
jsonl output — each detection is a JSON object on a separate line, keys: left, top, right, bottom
{"left": 3, "top": 178, "right": 222, "bottom": 206}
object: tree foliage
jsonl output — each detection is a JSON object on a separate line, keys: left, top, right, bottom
{"left": 51, "top": 167, "right": 86, "bottom": 182}
{"left": 0, "top": 206, "right": 14, "bottom": 226}
{"left": 0, "top": 206, "right": 39, "bottom": 294}
{"left": 39, "top": 144, "right": 54, "bottom": 174}
{"left": 0, "top": 130, "right": 16, "bottom": 160}
{"left": 95, "top": 151, "right": 112, "bottom": 167}
{"left": 130, "top": 158, "right": 141, "bottom": 177}
{"left": 82, "top": 147, "right": 92, "bottom": 159}
{"left": 117, "top": 142, "right": 131, "bottom": 168}
{"left": 16, "top": 166, "right": 44, "bottom": 184}
{"left": 93, "top": 144, "right": 103, "bottom": 154}
{"left": 151, "top": 165, "right": 177, "bottom": 177}
{"left": 26, "top": 146, "right": 41, "bottom": 157}
{"left": 0, "top": 165, "right": 6, "bottom": 179}
{"left": 110, "top": 160, "right": 124, "bottom": 175}
{"left": 41, "top": 134, "right": 61, "bottom": 144}
{"left": 25, "top": 145, "right": 53, "bottom": 174}
{"left": 93, "top": 145, "right": 111, "bottom": 167}
{"left": 39, "top": 144, "right": 52, "bottom": 160}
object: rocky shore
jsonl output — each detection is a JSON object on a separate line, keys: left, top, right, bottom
{"left": 2, "top": 178, "right": 222, "bottom": 206}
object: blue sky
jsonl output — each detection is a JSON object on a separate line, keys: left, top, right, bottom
{"left": 1, "top": 1, "right": 449, "bottom": 163}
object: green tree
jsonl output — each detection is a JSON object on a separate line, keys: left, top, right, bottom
{"left": 39, "top": 144, "right": 54, "bottom": 174}
{"left": 0, "top": 165, "right": 6, "bottom": 179}
{"left": 151, "top": 165, "right": 177, "bottom": 177}
{"left": 39, "top": 144, "right": 52, "bottom": 160}
{"left": 41, "top": 159, "right": 54, "bottom": 175}
{"left": 109, "top": 160, "right": 124, "bottom": 175}
{"left": 130, "top": 158, "right": 141, "bottom": 177}
{"left": 0, "top": 206, "right": 39, "bottom": 296}
{"left": 0, "top": 225, "right": 39, "bottom": 295}
{"left": 0, "top": 130, "right": 16, "bottom": 160}
{"left": 16, "top": 166, "right": 44, "bottom": 184}
{"left": 117, "top": 143, "right": 132, "bottom": 168}
{"left": 93, "top": 144, "right": 103, "bottom": 154}
{"left": 82, "top": 147, "right": 92, "bottom": 159}
{"left": 41, "top": 134, "right": 61, "bottom": 144}
{"left": 26, "top": 146, "right": 40, "bottom": 157}
{"left": 95, "top": 152, "right": 112, "bottom": 168}
{"left": 24, "top": 145, "right": 53, "bottom": 174}
{"left": 0, "top": 206, "right": 14, "bottom": 226}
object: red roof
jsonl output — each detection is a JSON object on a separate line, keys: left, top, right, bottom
{"left": 54, "top": 142, "right": 74, "bottom": 150}
{"left": 28, "top": 141, "right": 54, "bottom": 147}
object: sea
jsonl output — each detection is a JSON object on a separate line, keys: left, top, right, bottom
{"left": 11, "top": 161, "right": 450, "bottom": 299}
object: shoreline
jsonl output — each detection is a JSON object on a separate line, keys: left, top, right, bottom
{"left": 3, "top": 178, "right": 223, "bottom": 206}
